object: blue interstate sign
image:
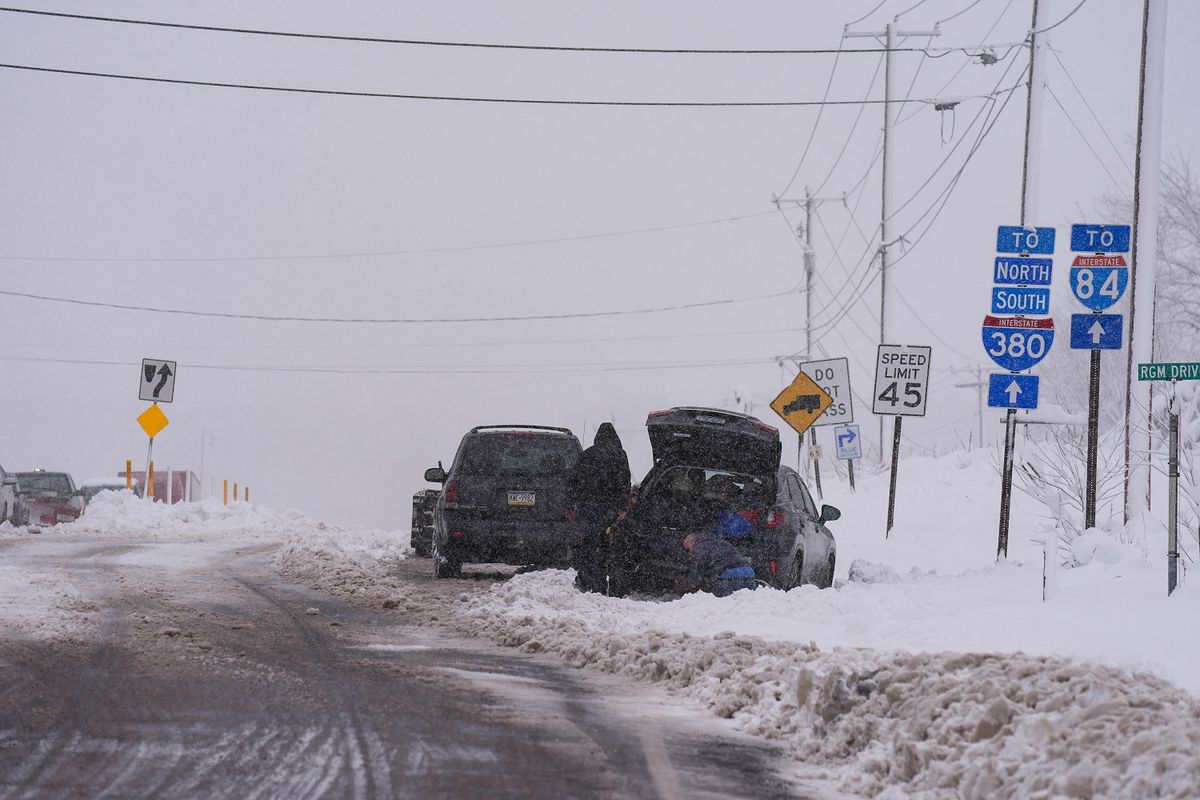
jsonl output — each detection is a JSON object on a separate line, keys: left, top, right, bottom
{"left": 991, "top": 286, "right": 1051, "bottom": 315}
{"left": 1069, "top": 266, "right": 1128, "bottom": 311}
{"left": 996, "top": 226, "right": 1056, "bottom": 255}
{"left": 982, "top": 316, "right": 1055, "bottom": 371}
{"left": 1070, "top": 313, "right": 1124, "bottom": 350}
{"left": 993, "top": 256, "right": 1053, "bottom": 286}
{"left": 988, "top": 373, "right": 1040, "bottom": 410}
{"left": 1070, "top": 224, "right": 1131, "bottom": 253}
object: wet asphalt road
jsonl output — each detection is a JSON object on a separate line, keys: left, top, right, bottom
{"left": 0, "top": 538, "right": 816, "bottom": 799}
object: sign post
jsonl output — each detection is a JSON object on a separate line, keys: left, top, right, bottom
{"left": 833, "top": 423, "right": 862, "bottom": 492}
{"left": 872, "top": 344, "right": 932, "bottom": 536}
{"left": 1137, "top": 362, "right": 1200, "bottom": 595}
{"left": 800, "top": 357, "right": 855, "bottom": 498}
{"left": 987, "top": 226, "right": 1056, "bottom": 559}
{"left": 136, "top": 359, "right": 175, "bottom": 502}
{"left": 1068, "top": 224, "right": 1130, "bottom": 530}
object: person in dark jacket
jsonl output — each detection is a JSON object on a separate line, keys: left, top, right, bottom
{"left": 682, "top": 530, "right": 757, "bottom": 597}
{"left": 568, "top": 422, "right": 631, "bottom": 592}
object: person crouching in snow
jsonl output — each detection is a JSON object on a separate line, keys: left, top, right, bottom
{"left": 681, "top": 528, "right": 756, "bottom": 597}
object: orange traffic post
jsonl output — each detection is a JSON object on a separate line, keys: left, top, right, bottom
{"left": 233, "top": 482, "right": 238, "bottom": 503}
{"left": 147, "top": 460, "right": 155, "bottom": 499}
{"left": 125, "top": 459, "right": 132, "bottom": 490}
{"left": 244, "top": 486, "right": 249, "bottom": 503}
{"left": 223, "top": 479, "right": 228, "bottom": 506}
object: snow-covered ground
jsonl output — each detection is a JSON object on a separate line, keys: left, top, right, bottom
{"left": 6, "top": 461, "right": 1200, "bottom": 797}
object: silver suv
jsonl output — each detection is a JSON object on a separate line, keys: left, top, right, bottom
{"left": 1, "top": 463, "right": 18, "bottom": 525}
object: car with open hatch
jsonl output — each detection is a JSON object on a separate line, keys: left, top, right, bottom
{"left": 424, "top": 424, "right": 583, "bottom": 578}
{"left": 595, "top": 406, "right": 840, "bottom": 597}
{"left": 11, "top": 469, "right": 85, "bottom": 527}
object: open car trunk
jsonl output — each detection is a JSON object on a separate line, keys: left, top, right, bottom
{"left": 646, "top": 407, "right": 781, "bottom": 476}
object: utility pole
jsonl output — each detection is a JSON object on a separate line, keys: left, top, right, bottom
{"left": 845, "top": 19, "right": 940, "bottom": 461}
{"left": 955, "top": 367, "right": 987, "bottom": 448}
{"left": 1124, "top": 0, "right": 1168, "bottom": 524}
{"left": 997, "top": 0, "right": 1049, "bottom": 560}
{"left": 774, "top": 189, "right": 845, "bottom": 493}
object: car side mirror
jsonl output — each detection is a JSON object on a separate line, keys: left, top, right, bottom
{"left": 424, "top": 465, "right": 448, "bottom": 484}
{"left": 820, "top": 504, "right": 841, "bottom": 523}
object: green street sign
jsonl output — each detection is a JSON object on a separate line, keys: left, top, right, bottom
{"left": 1138, "top": 362, "right": 1200, "bottom": 381}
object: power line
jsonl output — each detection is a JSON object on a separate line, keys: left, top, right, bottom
{"left": 0, "top": 285, "right": 799, "bottom": 325}
{"left": 936, "top": 0, "right": 989, "bottom": 26}
{"left": 0, "top": 324, "right": 809, "bottom": 353}
{"left": 776, "top": 38, "right": 848, "bottom": 198}
{"left": 1046, "top": 84, "right": 1123, "bottom": 189}
{"left": 0, "top": 209, "right": 779, "bottom": 264}
{"left": 0, "top": 353, "right": 783, "bottom": 376}
{"left": 1032, "top": 0, "right": 1089, "bottom": 35}
{"left": 1048, "top": 45, "right": 1133, "bottom": 177}
{"left": 0, "top": 62, "right": 960, "bottom": 107}
{"left": 0, "top": 6, "right": 936, "bottom": 55}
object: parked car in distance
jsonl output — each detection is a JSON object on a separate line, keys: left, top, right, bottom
{"left": 1, "top": 463, "right": 18, "bottom": 525}
{"left": 12, "top": 470, "right": 84, "bottom": 527}
{"left": 410, "top": 488, "right": 439, "bottom": 557}
{"left": 79, "top": 477, "right": 139, "bottom": 505}
{"left": 601, "top": 407, "right": 839, "bottom": 597}
{"left": 424, "top": 425, "right": 583, "bottom": 578}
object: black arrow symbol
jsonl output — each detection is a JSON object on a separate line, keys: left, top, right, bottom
{"left": 153, "top": 363, "right": 173, "bottom": 398}
{"left": 144, "top": 364, "right": 156, "bottom": 383}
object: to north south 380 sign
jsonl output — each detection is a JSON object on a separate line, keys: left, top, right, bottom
{"left": 981, "top": 315, "right": 1055, "bottom": 372}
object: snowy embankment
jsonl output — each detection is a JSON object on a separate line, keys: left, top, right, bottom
{"left": 271, "top": 448, "right": 1197, "bottom": 798}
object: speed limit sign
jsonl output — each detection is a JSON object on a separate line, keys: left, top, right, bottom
{"left": 872, "top": 345, "right": 932, "bottom": 417}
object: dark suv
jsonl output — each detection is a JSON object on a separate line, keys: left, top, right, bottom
{"left": 601, "top": 407, "right": 839, "bottom": 597}
{"left": 424, "top": 425, "right": 583, "bottom": 578}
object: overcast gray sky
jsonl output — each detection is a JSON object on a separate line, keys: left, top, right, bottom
{"left": 1, "top": 0, "right": 1196, "bottom": 529}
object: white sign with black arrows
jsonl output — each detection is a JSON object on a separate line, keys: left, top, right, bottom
{"left": 139, "top": 358, "right": 177, "bottom": 403}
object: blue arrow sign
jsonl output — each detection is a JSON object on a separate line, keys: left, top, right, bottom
{"left": 988, "top": 373, "right": 1039, "bottom": 410}
{"left": 1070, "top": 313, "right": 1123, "bottom": 350}
{"left": 991, "top": 286, "right": 1051, "bottom": 315}
{"left": 996, "top": 226, "right": 1056, "bottom": 254}
{"left": 833, "top": 424, "right": 862, "bottom": 460}
{"left": 1069, "top": 266, "right": 1128, "bottom": 311}
{"left": 982, "top": 316, "right": 1055, "bottom": 371}
{"left": 1070, "top": 224, "right": 1131, "bottom": 253}
{"left": 993, "top": 256, "right": 1053, "bottom": 286}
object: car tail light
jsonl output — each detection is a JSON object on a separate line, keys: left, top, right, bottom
{"left": 451, "top": 530, "right": 465, "bottom": 539}
{"left": 765, "top": 509, "right": 787, "bottom": 529}
{"left": 444, "top": 482, "right": 459, "bottom": 504}
{"left": 769, "top": 560, "right": 777, "bottom": 576}
{"left": 750, "top": 419, "right": 779, "bottom": 435}
{"left": 737, "top": 509, "right": 762, "bottom": 526}
{"left": 646, "top": 409, "right": 672, "bottom": 419}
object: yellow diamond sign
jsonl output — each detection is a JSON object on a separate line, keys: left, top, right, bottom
{"left": 770, "top": 371, "right": 833, "bottom": 437}
{"left": 137, "top": 403, "right": 170, "bottom": 438}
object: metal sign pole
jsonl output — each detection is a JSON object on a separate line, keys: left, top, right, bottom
{"left": 1168, "top": 379, "right": 1179, "bottom": 595}
{"left": 997, "top": 409, "right": 1017, "bottom": 558}
{"left": 1085, "top": 348, "right": 1101, "bottom": 529}
{"left": 847, "top": 459, "right": 856, "bottom": 493}
{"left": 810, "top": 429, "right": 823, "bottom": 499}
{"left": 145, "top": 437, "right": 154, "bottom": 500}
{"left": 886, "top": 416, "right": 903, "bottom": 536}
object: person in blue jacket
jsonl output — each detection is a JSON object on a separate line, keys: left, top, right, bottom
{"left": 681, "top": 527, "right": 757, "bottom": 597}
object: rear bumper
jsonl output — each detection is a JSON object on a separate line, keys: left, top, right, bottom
{"left": 441, "top": 518, "right": 577, "bottom": 566}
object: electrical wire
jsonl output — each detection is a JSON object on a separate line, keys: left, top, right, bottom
{"left": 1048, "top": 45, "right": 1133, "bottom": 177}
{"left": 776, "top": 38, "right": 847, "bottom": 198}
{"left": 812, "top": 51, "right": 887, "bottom": 195}
{"left": 1032, "top": 0, "right": 1089, "bottom": 35}
{"left": 846, "top": 1, "right": 890, "bottom": 29}
{"left": 0, "top": 285, "right": 800, "bottom": 324}
{"left": 0, "top": 353, "right": 784, "bottom": 376}
{"left": 0, "top": 210, "right": 779, "bottom": 264}
{"left": 0, "top": 325, "right": 810, "bottom": 353}
{"left": 936, "top": 0, "right": 989, "bottom": 26}
{"left": 0, "top": 6, "right": 934, "bottom": 55}
{"left": 0, "top": 62, "right": 956, "bottom": 107}
{"left": 1045, "top": 85, "right": 1123, "bottom": 190}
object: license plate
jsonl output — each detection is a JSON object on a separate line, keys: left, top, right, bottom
{"left": 507, "top": 491, "right": 536, "bottom": 507}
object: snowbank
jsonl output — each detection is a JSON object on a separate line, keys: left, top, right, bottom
{"left": 272, "top": 526, "right": 412, "bottom": 606}
{"left": 453, "top": 569, "right": 1200, "bottom": 798}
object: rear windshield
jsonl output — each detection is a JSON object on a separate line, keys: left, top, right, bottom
{"left": 16, "top": 472, "right": 72, "bottom": 495}
{"left": 457, "top": 434, "right": 579, "bottom": 477}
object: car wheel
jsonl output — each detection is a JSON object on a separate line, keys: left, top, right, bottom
{"left": 784, "top": 551, "right": 804, "bottom": 590}
{"left": 821, "top": 553, "right": 836, "bottom": 589}
{"left": 431, "top": 538, "right": 460, "bottom": 579}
